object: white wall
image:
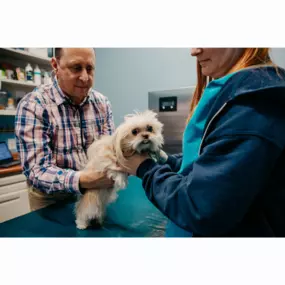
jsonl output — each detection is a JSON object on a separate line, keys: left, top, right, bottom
{"left": 95, "top": 48, "right": 285, "bottom": 126}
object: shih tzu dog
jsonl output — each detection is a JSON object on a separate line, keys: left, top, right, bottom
{"left": 75, "top": 110, "right": 166, "bottom": 230}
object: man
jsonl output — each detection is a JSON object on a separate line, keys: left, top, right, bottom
{"left": 15, "top": 48, "right": 115, "bottom": 211}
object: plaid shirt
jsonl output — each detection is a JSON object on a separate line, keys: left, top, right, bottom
{"left": 15, "top": 77, "right": 115, "bottom": 194}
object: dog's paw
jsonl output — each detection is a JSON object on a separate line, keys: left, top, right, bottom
{"left": 159, "top": 149, "right": 168, "bottom": 163}
{"left": 76, "top": 219, "right": 89, "bottom": 230}
{"left": 114, "top": 173, "right": 128, "bottom": 190}
{"left": 108, "top": 191, "right": 118, "bottom": 203}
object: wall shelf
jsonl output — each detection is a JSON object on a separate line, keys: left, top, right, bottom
{"left": 0, "top": 110, "right": 16, "bottom": 116}
{"left": 0, "top": 48, "right": 51, "bottom": 66}
{"left": 0, "top": 78, "right": 38, "bottom": 89}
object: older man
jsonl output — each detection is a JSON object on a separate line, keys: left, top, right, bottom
{"left": 15, "top": 48, "right": 115, "bottom": 210}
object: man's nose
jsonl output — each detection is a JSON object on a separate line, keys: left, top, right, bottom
{"left": 79, "top": 69, "right": 89, "bottom": 82}
{"left": 191, "top": 48, "right": 203, "bottom": 56}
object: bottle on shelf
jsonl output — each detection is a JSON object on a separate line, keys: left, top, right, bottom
{"left": 25, "top": 63, "right": 33, "bottom": 82}
{"left": 43, "top": 71, "right": 51, "bottom": 84}
{"left": 34, "top": 65, "right": 41, "bottom": 86}
{"left": 6, "top": 97, "right": 15, "bottom": 110}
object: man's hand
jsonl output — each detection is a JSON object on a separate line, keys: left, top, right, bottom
{"left": 79, "top": 169, "right": 114, "bottom": 190}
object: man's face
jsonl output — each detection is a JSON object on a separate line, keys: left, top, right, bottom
{"left": 52, "top": 48, "right": 95, "bottom": 105}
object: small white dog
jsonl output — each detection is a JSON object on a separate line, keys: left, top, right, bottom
{"left": 75, "top": 110, "right": 166, "bottom": 230}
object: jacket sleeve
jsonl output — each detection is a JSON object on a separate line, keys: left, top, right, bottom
{"left": 136, "top": 101, "right": 283, "bottom": 236}
{"left": 165, "top": 153, "right": 183, "bottom": 172}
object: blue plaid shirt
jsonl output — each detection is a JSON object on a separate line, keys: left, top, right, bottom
{"left": 15, "top": 77, "right": 115, "bottom": 194}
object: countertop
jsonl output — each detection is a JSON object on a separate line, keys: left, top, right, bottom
{"left": 0, "top": 176, "right": 167, "bottom": 237}
{"left": 0, "top": 165, "right": 22, "bottom": 177}
{"left": 0, "top": 153, "right": 22, "bottom": 177}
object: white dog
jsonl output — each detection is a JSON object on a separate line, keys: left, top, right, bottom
{"left": 75, "top": 110, "right": 166, "bottom": 230}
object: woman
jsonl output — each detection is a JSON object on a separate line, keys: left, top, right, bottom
{"left": 122, "top": 48, "right": 285, "bottom": 237}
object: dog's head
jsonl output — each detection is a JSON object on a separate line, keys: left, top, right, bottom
{"left": 112, "top": 110, "right": 164, "bottom": 165}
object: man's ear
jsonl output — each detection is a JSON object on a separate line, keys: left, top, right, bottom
{"left": 51, "top": 57, "right": 58, "bottom": 74}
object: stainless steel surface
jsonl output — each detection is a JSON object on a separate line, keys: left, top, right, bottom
{"left": 148, "top": 87, "right": 195, "bottom": 154}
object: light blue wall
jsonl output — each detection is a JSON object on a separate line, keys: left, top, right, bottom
{"left": 95, "top": 48, "right": 285, "bottom": 126}
{"left": 271, "top": 48, "right": 285, "bottom": 68}
{"left": 95, "top": 48, "right": 196, "bottom": 125}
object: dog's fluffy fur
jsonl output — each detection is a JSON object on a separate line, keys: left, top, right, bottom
{"left": 75, "top": 110, "right": 164, "bottom": 230}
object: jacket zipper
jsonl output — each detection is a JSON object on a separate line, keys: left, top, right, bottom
{"left": 198, "top": 102, "right": 228, "bottom": 155}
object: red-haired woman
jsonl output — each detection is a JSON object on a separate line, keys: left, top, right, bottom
{"left": 121, "top": 48, "right": 285, "bottom": 237}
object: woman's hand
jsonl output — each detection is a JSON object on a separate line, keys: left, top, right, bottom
{"left": 120, "top": 152, "right": 151, "bottom": 176}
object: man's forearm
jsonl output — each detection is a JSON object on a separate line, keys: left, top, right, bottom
{"left": 26, "top": 164, "right": 81, "bottom": 194}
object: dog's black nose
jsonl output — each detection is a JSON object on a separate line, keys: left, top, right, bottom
{"left": 142, "top": 134, "right": 149, "bottom": 139}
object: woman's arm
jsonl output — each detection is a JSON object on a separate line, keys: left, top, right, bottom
{"left": 137, "top": 134, "right": 281, "bottom": 236}
{"left": 127, "top": 95, "right": 285, "bottom": 236}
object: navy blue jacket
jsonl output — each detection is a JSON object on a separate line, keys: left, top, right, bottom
{"left": 137, "top": 66, "right": 285, "bottom": 237}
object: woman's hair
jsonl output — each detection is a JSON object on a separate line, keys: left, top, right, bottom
{"left": 187, "top": 48, "right": 273, "bottom": 123}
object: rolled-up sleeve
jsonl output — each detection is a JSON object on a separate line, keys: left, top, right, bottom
{"left": 15, "top": 96, "right": 81, "bottom": 194}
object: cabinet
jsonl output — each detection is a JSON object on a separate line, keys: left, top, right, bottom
{"left": 0, "top": 47, "right": 53, "bottom": 115}
{"left": 0, "top": 174, "right": 30, "bottom": 223}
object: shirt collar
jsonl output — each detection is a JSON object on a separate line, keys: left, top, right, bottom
{"left": 52, "top": 76, "right": 93, "bottom": 106}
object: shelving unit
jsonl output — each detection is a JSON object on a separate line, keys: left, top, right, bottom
{"left": 0, "top": 48, "right": 51, "bottom": 67}
{"left": 0, "top": 78, "right": 38, "bottom": 90}
{"left": 0, "top": 48, "right": 52, "bottom": 222}
{"left": 0, "top": 109, "right": 16, "bottom": 116}
{"left": 0, "top": 48, "right": 53, "bottom": 150}
{"left": 0, "top": 47, "right": 53, "bottom": 106}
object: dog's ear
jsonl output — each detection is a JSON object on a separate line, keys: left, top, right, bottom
{"left": 124, "top": 109, "right": 144, "bottom": 122}
{"left": 144, "top": 109, "right": 164, "bottom": 131}
{"left": 143, "top": 109, "right": 158, "bottom": 119}
{"left": 112, "top": 129, "right": 127, "bottom": 167}
{"left": 123, "top": 114, "right": 134, "bottom": 122}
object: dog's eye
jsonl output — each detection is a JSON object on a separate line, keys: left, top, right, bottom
{"left": 132, "top": 128, "right": 139, "bottom": 135}
{"left": 146, "top": 125, "right": 153, "bottom": 132}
